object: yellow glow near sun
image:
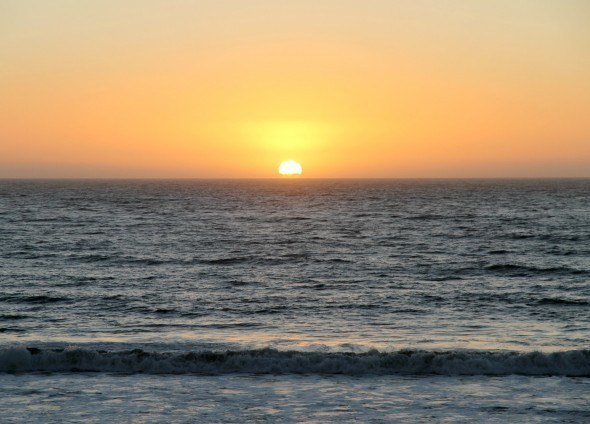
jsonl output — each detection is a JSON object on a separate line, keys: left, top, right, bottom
{"left": 239, "top": 120, "right": 338, "bottom": 154}
{"left": 278, "top": 160, "right": 302, "bottom": 176}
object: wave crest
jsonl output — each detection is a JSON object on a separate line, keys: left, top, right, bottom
{"left": 1, "top": 347, "right": 589, "bottom": 376}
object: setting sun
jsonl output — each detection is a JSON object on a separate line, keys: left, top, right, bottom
{"left": 278, "top": 160, "right": 303, "bottom": 176}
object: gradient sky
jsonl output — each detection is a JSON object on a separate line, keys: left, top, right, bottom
{"left": 1, "top": 0, "right": 589, "bottom": 178}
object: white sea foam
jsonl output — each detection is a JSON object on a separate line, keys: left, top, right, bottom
{"left": 1, "top": 347, "right": 588, "bottom": 376}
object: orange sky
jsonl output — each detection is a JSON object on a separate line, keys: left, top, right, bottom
{"left": 1, "top": 0, "right": 589, "bottom": 178}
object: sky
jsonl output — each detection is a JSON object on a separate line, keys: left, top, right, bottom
{"left": 1, "top": 0, "right": 589, "bottom": 178}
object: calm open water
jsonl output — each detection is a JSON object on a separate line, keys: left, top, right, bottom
{"left": 1, "top": 179, "right": 589, "bottom": 422}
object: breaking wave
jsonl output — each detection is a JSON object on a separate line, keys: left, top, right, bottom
{"left": 1, "top": 347, "right": 588, "bottom": 376}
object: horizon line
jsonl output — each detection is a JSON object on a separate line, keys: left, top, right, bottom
{"left": 1, "top": 176, "right": 589, "bottom": 181}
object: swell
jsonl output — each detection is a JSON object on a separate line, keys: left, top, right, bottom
{"left": 1, "top": 347, "right": 588, "bottom": 377}
{"left": 483, "top": 263, "right": 586, "bottom": 276}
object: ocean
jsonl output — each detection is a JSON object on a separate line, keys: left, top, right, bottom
{"left": 1, "top": 179, "right": 589, "bottom": 422}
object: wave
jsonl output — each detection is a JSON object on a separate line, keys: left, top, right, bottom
{"left": 1, "top": 347, "right": 588, "bottom": 376}
{"left": 537, "top": 297, "right": 589, "bottom": 306}
{"left": 404, "top": 214, "right": 446, "bottom": 221}
{"left": 199, "top": 255, "right": 310, "bottom": 266}
{"left": 483, "top": 263, "right": 585, "bottom": 276}
{"left": 0, "top": 314, "right": 28, "bottom": 320}
{"left": 1, "top": 294, "right": 70, "bottom": 304}
{"left": 60, "top": 254, "right": 314, "bottom": 267}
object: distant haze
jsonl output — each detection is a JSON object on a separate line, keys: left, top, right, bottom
{"left": 1, "top": 0, "right": 589, "bottom": 178}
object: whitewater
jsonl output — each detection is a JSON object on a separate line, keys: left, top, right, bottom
{"left": 1, "top": 179, "right": 589, "bottom": 422}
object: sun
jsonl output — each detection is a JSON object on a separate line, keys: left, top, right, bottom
{"left": 278, "top": 160, "right": 303, "bottom": 176}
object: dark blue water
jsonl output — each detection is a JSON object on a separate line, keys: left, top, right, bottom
{"left": 1, "top": 179, "right": 589, "bottom": 421}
